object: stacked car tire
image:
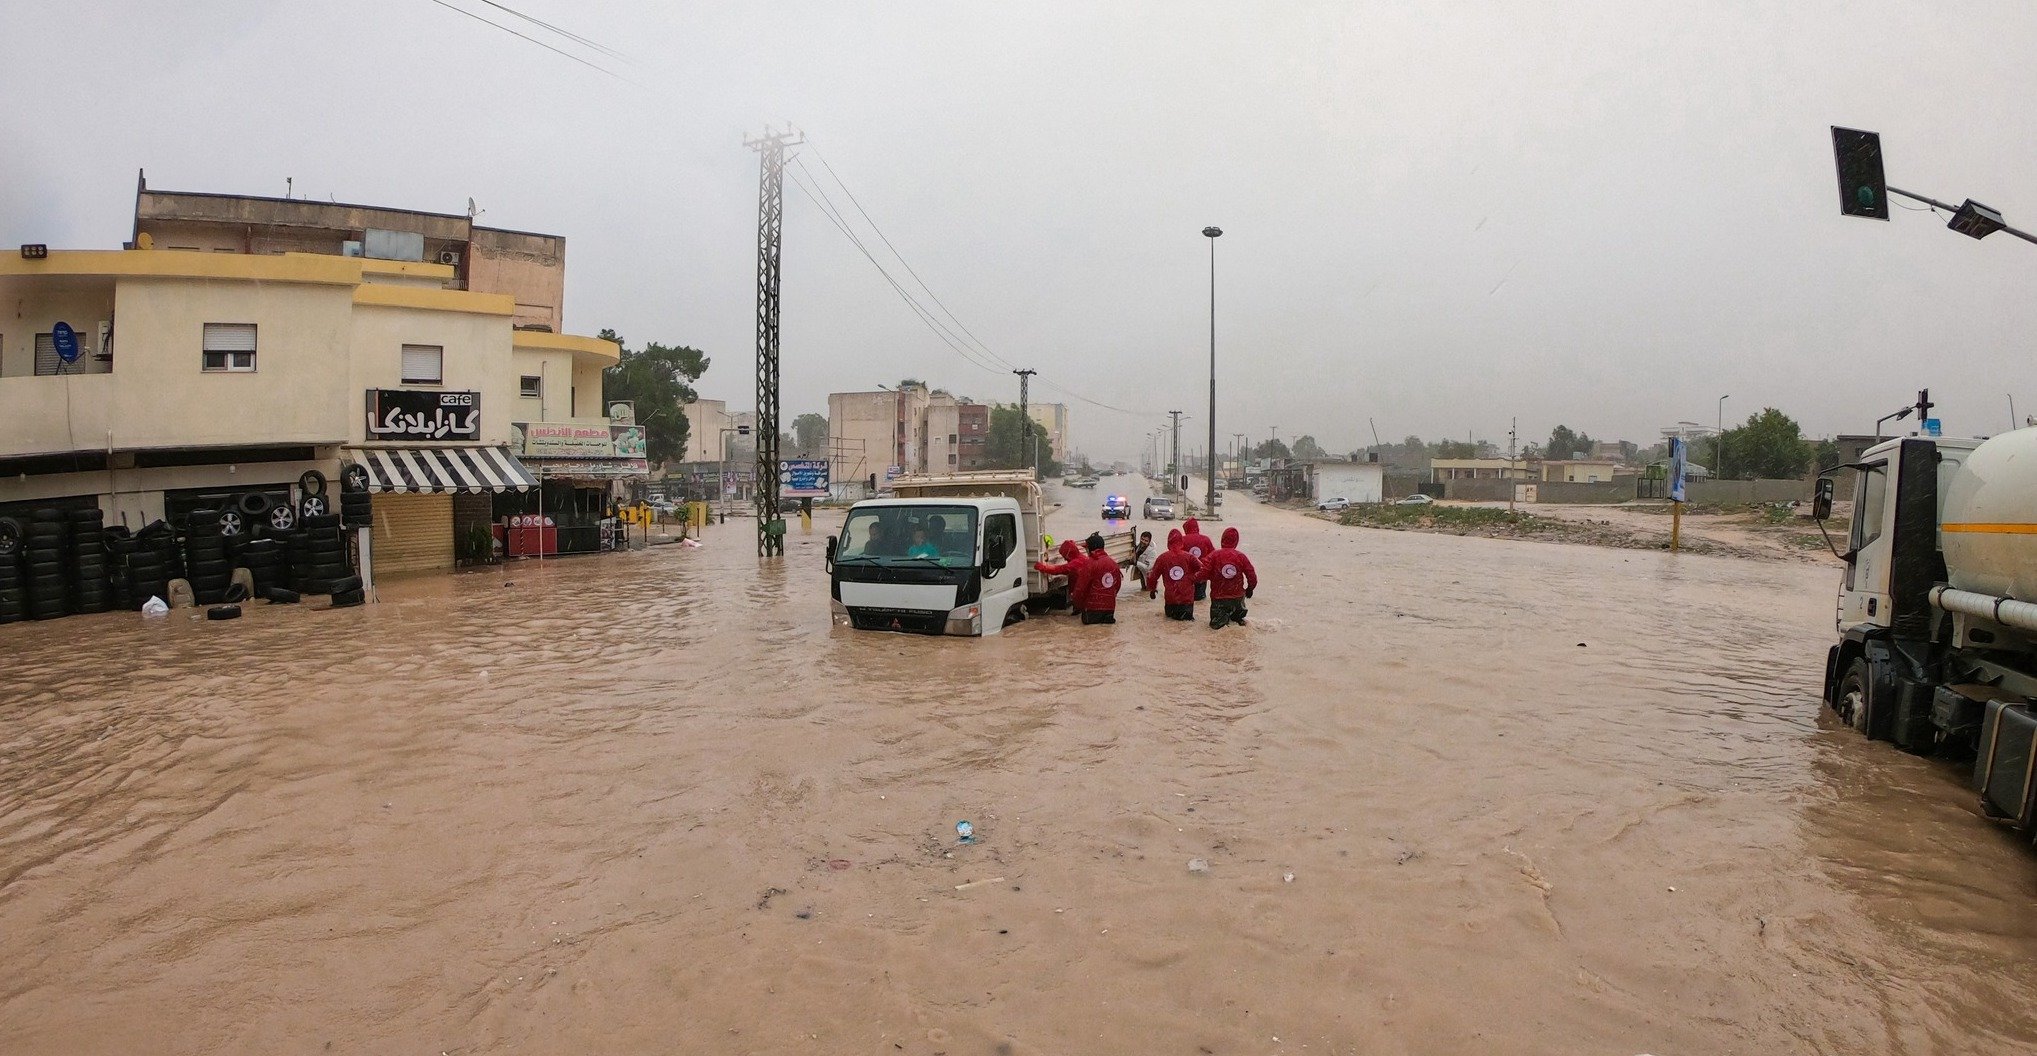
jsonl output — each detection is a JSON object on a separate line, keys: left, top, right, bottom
{"left": 183, "top": 510, "right": 234, "bottom": 605}
{"left": 68, "top": 508, "right": 110, "bottom": 614}
{"left": 0, "top": 519, "right": 23, "bottom": 625}
{"left": 126, "top": 520, "right": 180, "bottom": 608}
{"left": 23, "top": 510, "right": 69, "bottom": 620}
{"left": 293, "top": 514, "right": 351, "bottom": 595}
{"left": 336, "top": 465, "right": 372, "bottom": 530}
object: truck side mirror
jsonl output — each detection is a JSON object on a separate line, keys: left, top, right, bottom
{"left": 1812, "top": 477, "right": 1834, "bottom": 520}
{"left": 824, "top": 535, "right": 837, "bottom": 571}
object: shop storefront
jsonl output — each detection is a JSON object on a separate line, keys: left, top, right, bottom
{"left": 502, "top": 421, "right": 650, "bottom": 557}
{"left": 351, "top": 390, "right": 539, "bottom": 578}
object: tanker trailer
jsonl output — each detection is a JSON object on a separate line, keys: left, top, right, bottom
{"left": 1818, "top": 428, "right": 2037, "bottom": 837}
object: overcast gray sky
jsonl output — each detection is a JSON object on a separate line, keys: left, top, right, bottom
{"left": 4, "top": 1, "right": 2032, "bottom": 461}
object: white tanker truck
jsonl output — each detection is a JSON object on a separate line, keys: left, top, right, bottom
{"left": 1819, "top": 428, "right": 2037, "bottom": 838}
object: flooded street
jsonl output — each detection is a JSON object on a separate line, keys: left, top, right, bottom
{"left": 4, "top": 481, "right": 2035, "bottom": 1055}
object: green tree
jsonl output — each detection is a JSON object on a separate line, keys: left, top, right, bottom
{"left": 1810, "top": 437, "right": 1843, "bottom": 473}
{"left": 1545, "top": 424, "right": 1596, "bottom": 460}
{"left": 1292, "top": 435, "right": 1327, "bottom": 460}
{"left": 791, "top": 412, "right": 828, "bottom": 457}
{"left": 1720, "top": 408, "right": 1809, "bottom": 480}
{"left": 1251, "top": 438, "right": 1292, "bottom": 461}
{"left": 985, "top": 404, "right": 1062, "bottom": 476}
{"left": 1430, "top": 439, "right": 1480, "bottom": 459}
{"left": 599, "top": 329, "right": 709, "bottom": 464}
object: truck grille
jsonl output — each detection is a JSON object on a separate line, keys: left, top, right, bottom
{"left": 848, "top": 608, "right": 948, "bottom": 635}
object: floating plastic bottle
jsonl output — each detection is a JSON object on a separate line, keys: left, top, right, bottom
{"left": 956, "top": 821, "right": 975, "bottom": 843}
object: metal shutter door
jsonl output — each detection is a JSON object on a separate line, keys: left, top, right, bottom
{"left": 370, "top": 493, "right": 454, "bottom": 576}
{"left": 34, "top": 333, "right": 59, "bottom": 376}
{"left": 201, "top": 323, "right": 257, "bottom": 351}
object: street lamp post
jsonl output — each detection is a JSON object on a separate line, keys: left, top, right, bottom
{"left": 720, "top": 424, "right": 750, "bottom": 524}
{"left": 1203, "top": 225, "right": 1222, "bottom": 519}
{"left": 1717, "top": 395, "right": 1729, "bottom": 481}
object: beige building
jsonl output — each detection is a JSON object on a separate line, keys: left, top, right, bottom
{"left": 1027, "top": 402, "right": 1069, "bottom": 463}
{"left": 678, "top": 398, "right": 757, "bottom": 464}
{"left": 1, "top": 241, "right": 617, "bottom": 582}
{"left": 828, "top": 390, "right": 901, "bottom": 492}
{"left": 1430, "top": 458, "right": 1538, "bottom": 481}
{"left": 133, "top": 175, "right": 566, "bottom": 332}
{"left": 1539, "top": 459, "right": 1622, "bottom": 483}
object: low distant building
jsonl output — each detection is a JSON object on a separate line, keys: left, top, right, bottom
{"left": 1430, "top": 458, "right": 1537, "bottom": 481}
{"left": 1539, "top": 459, "right": 1621, "bottom": 483}
{"left": 1303, "top": 459, "right": 1384, "bottom": 503}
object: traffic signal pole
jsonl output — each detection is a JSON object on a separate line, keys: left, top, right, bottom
{"left": 1885, "top": 186, "right": 2037, "bottom": 247}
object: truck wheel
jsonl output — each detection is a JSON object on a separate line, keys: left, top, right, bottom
{"left": 1837, "top": 659, "right": 1875, "bottom": 736}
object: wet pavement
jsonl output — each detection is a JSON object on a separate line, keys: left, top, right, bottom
{"left": 3, "top": 477, "right": 2035, "bottom": 1055}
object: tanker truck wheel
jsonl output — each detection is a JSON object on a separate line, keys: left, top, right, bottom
{"left": 1836, "top": 659, "right": 1877, "bottom": 739}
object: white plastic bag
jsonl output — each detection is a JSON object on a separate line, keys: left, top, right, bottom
{"left": 141, "top": 596, "right": 169, "bottom": 616}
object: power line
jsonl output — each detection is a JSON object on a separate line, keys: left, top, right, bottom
{"left": 792, "top": 139, "right": 1158, "bottom": 417}
{"left": 800, "top": 148, "right": 1012, "bottom": 371}
{"left": 784, "top": 168, "right": 1010, "bottom": 379}
{"left": 420, "top": 0, "right": 639, "bottom": 86}
{"left": 475, "top": 0, "right": 635, "bottom": 63}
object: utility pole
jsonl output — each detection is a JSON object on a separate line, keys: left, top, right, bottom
{"left": 1507, "top": 417, "right": 1518, "bottom": 516}
{"left": 1013, "top": 369, "right": 1036, "bottom": 474}
{"left": 1202, "top": 225, "right": 1222, "bottom": 521}
{"left": 1169, "top": 410, "right": 1185, "bottom": 495}
{"left": 747, "top": 126, "right": 801, "bottom": 556}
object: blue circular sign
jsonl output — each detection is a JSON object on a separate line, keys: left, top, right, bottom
{"left": 51, "top": 321, "right": 79, "bottom": 363}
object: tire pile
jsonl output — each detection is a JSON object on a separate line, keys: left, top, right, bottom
{"left": 0, "top": 466, "right": 369, "bottom": 623}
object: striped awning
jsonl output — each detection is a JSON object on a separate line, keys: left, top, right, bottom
{"left": 352, "top": 446, "right": 539, "bottom": 494}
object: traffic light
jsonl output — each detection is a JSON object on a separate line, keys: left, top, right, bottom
{"left": 1831, "top": 126, "right": 1888, "bottom": 220}
{"left": 1948, "top": 199, "right": 2007, "bottom": 240}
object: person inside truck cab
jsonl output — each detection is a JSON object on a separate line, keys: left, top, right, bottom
{"left": 906, "top": 526, "right": 939, "bottom": 559}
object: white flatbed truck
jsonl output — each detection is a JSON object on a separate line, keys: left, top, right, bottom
{"left": 826, "top": 471, "right": 1133, "bottom": 636}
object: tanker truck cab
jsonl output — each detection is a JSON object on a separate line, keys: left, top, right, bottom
{"left": 827, "top": 497, "right": 1027, "bottom": 636}
{"left": 1809, "top": 431, "right": 2037, "bottom": 842}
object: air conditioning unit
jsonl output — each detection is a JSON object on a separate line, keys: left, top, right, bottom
{"left": 437, "top": 249, "right": 461, "bottom": 266}
{"left": 341, "top": 240, "right": 365, "bottom": 257}
{"left": 94, "top": 320, "right": 113, "bottom": 360}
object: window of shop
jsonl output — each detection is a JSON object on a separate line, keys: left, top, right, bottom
{"left": 520, "top": 375, "right": 543, "bottom": 398}
{"left": 401, "top": 344, "right": 444, "bottom": 385}
{"left": 201, "top": 323, "right": 257, "bottom": 372}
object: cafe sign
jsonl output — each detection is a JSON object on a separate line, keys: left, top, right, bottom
{"left": 366, "top": 389, "right": 481, "bottom": 441}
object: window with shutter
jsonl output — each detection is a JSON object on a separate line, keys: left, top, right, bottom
{"left": 401, "top": 344, "right": 444, "bottom": 385}
{"left": 201, "top": 323, "right": 257, "bottom": 372}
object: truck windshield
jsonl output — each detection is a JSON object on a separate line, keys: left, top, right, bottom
{"left": 837, "top": 505, "right": 980, "bottom": 566}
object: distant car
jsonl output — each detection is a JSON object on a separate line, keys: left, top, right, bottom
{"left": 1143, "top": 497, "right": 1176, "bottom": 519}
{"left": 648, "top": 499, "right": 679, "bottom": 515}
{"left": 1396, "top": 494, "right": 1435, "bottom": 506}
{"left": 1316, "top": 497, "right": 1351, "bottom": 511}
{"left": 1103, "top": 495, "right": 1132, "bottom": 519}
{"left": 1068, "top": 477, "right": 1100, "bottom": 489}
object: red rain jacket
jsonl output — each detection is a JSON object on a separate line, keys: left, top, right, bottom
{"left": 1144, "top": 533, "right": 1201, "bottom": 605}
{"left": 1199, "top": 526, "right": 1257, "bottom": 601}
{"left": 1180, "top": 518, "right": 1215, "bottom": 568}
{"left": 1083, "top": 548, "right": 1123, "bottom": 612}
{"left": 1035, "top": 539, "right": 1091, "bottom": 609}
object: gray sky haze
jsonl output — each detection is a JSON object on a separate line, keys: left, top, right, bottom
{"left": 4, "top": 1, "right": 2032, "bottom": 460}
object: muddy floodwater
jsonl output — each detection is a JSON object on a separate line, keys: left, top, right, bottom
{"left": 4, "top": 482, "right": 2036, "bottom": 1055}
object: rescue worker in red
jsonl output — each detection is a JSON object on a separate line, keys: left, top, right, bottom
{"left": 1080, "top": 532, "right": 1122, "bottom": 625}
{"left": 1035, "top": 538, "right": 1091, "bottom": 615}
{"left": 1144, "top": 528, "right": 1201, "bottom": 621}
{"left": 1179, "top": 518, "right": 1216, "bottom": 601}
{"left": 1199, "top": 525, "right": 1257, "bottom": 629}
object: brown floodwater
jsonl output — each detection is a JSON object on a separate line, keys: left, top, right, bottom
{"left": 3, "top": 480, "right": 2035, "bottom": 1055}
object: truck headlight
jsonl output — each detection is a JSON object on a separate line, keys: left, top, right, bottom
{"left": 831, "top": 599, "right": 851, "bottom": 627}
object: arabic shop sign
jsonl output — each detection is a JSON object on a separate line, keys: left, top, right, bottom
{"left": 366, "top": 389, "right": 482, "bottom": 441}
{"left": 512, "top": 422, "right": 649, "bottom": 461}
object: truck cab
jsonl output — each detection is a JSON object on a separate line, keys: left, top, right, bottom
{"left": 828, "top": 497, "right": 1025, "bottom": 635}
